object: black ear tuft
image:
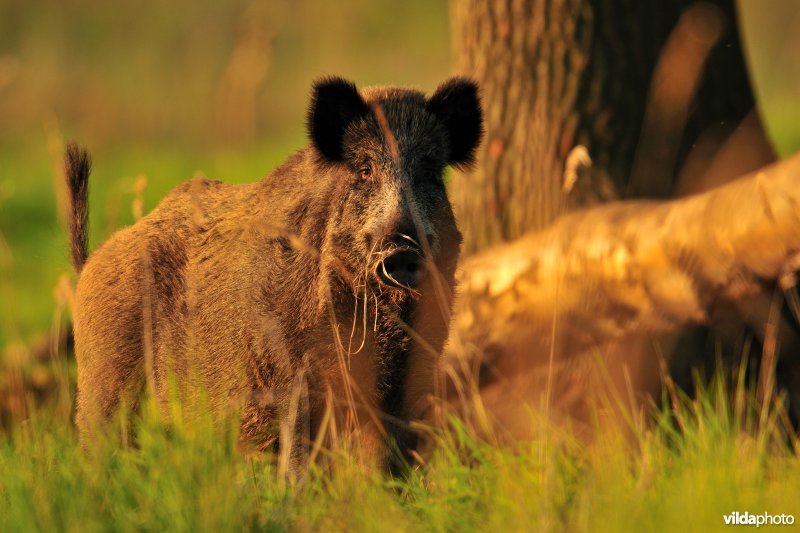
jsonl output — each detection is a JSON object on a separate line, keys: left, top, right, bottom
{"left": 427, "top": 77, "right": 484, "bottom": 167}
{"left": 307, "top": 77, "right": 370, "bottom": 161}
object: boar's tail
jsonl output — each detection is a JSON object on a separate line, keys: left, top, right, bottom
{"left": 65, "top": 142, "right": 91, "bottom": 274}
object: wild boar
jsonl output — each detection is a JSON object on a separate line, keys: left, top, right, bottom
{"left": 67, "top": 76, "right": 483, "bottom": 471}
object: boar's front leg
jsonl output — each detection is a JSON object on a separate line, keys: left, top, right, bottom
{"left": 237, "top": 350, "right": 311, "bottom": 476}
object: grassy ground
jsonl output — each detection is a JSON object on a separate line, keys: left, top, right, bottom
{"left": 1, "top": 377, "right": 798, "bottom": 531}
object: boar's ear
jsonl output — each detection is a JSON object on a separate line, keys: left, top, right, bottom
{"left": 307, "top": 77, "right": 370, "bottom": 162}
{"left": 427, "top": 77, "right": 484, "bottom": 167}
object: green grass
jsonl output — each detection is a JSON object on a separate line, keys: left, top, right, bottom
{"left": 1, "top": 378, "right": 798, "bottom": 531}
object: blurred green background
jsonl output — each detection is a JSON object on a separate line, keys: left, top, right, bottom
{"left": 0, "top": 0, "right": 451, "bottom": 352}
{"left": 738, "top": 0, "right": 800, "bottom": 157}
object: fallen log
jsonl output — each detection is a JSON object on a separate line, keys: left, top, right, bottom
{"left": 443, "top": 152, "right": 800, "bottom": 438}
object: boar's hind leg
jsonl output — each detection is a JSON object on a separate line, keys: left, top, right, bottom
{"left": 74, "top": 260, "right": 148, "bottom": 447}
{"left": 74, "top": 331, "right": 146, "bottom": 447}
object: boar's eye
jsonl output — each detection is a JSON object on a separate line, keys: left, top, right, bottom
{"left": 359, "top": 164, "right": 373, "bottom": 179}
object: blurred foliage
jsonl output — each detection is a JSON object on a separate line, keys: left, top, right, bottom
{"left": 738, "top": 0, "right": 800, "bottom": 157}
{"left": 0, "top": 0, "right": 450, "bottom": 149}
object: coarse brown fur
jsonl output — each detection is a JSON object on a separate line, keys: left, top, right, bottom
{"left": 67, "top": 77, "right": 483, "bottom": 472}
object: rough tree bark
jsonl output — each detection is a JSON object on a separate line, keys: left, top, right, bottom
{"left": 450, "top": 0, "right": 758, "bottom": 254}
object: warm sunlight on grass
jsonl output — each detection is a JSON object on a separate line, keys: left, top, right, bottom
{"left": 1, "top": 374, "right": 798, "bottom": 531}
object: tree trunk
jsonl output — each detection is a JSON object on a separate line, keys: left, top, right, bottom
{"left": 450, "top": 0, "right": 758, "bottom": 254}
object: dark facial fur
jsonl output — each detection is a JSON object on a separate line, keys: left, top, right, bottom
{"left": 307, "top": 77, "right": 481, "bottom": 309}
{"left": 305, "top": 79, "right": 481, "bottom": 460}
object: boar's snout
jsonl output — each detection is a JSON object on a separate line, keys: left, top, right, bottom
{"left": 375, "top": 233, "right": 427, "bottom": 290}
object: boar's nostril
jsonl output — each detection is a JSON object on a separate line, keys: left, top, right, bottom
{"left": 376, "top": 249, "right": 425, "bottom": 289}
